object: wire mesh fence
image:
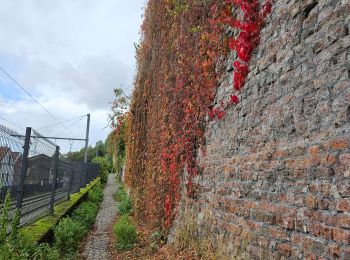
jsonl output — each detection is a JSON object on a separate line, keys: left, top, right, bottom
{"left": 0, "top": 124, "right": 100, "bottom": 227}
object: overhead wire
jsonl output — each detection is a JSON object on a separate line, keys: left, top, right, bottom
{"left": 53, "top": 116, "right": 85, "bottom": 138}
{"left": 37, "top": 115, "right": 86, "bottom": 130}
{"left": 0, "top": 116, "right": 25, "bottom": 131}
{"left": 0, "top": 65, "right": 75, "bottom": 137}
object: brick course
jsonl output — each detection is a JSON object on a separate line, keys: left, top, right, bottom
{"left": 172, "top": 0, "right": 350, "bottom": 259}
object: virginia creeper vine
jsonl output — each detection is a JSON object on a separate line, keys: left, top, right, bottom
{"left": 124, "top": 0, "right": 272, "bottom": 231}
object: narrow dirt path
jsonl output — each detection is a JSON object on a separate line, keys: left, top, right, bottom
{"left": 82, "top": 174, "right": 118, "bottom": 260}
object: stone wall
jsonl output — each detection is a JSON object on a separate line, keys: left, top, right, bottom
{"left": 181, "top": 0, "right": 350, "bottom": 259}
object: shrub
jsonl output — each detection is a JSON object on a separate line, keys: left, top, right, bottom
{"left": 0, "top": 182, "right": 104, "bottom": 259}
{"left": 113, "top": 215, "right": 137, "bottom": 250}
{"left": 92, "top": 157, "right": 110, "bottom": 184}
{"left": 31, "top": 243, "right": 60, "bottom": 260}
{"left": 116, "top": 185, "right": 127, "bottom": 201}
{"left": 72, "top": 201, "right": 98, "bottom": 229}
{"left": 118, "top": 196, "right": 132, "bottom": 215}
{"left": 116, "top": 184, "right": 132, "bottom": 215}
{"left": 87, "top": 183, "right": 104, "bottom": 203}
{"left": 53, "top": 217, "right": 86, "bottom": 254}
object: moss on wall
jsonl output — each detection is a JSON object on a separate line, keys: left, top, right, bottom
{"left": 20, "top": 177, "right": 101, "bottom": 243}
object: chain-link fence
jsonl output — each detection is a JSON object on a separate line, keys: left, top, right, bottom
{"left": 0, "top": 125, "right": 100, "bottom": 227}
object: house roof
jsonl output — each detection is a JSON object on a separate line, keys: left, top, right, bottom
{"left": 28, "top": 154, "right": 52, "bottom": 161}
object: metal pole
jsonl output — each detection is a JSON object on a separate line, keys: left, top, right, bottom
{"left": 79, "top": 164, "right": 84, "bottom": 188}
{"left": 84, "top": 114, "right": 90, "bottom": 163}
{"left": 67, "top": 165, "right": 73, "bottom": 201}
{"left": 16, "top": 127, "right": 31, "bottom": 209}
{"left": 49, "top": 146, "right": 59, "bottom": 215}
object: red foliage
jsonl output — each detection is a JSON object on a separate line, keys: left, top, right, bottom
{"left": 125, "top": 0, "right": 271, "bottom": 232}
{"left": 211, "top": 0, "right": 272, "bottom": 118}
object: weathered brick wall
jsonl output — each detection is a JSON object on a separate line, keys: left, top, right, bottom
{"left": 176, "top": 1, "right": 350, "bottom": 259}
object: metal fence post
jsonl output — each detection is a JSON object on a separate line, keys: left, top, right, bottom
{"left": 67, "top": 165, "right": 73, "bottom": 201}
{"left": 49, "top": 146, "right": 59, "bottom": 215}
{"left": 16, "top": 127, "right": 31, "bottom": 210}
{"left": 79, "top": 164, "right": 83, "bottom": 188}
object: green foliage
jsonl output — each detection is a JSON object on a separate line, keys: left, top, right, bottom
{"left": 0, "top": 191, "right": 60, "bottom": 260}
{"left": 54, "top": 183, "right": 104, "bottom": 255}
{"left": 10, "top": 209, "right": 20, "bottom": 242}
{"left": 119, "top": 196, "right": 132, "bottom": 215}
{"left": 150, "top": 231, "right": 163, "bottom": 252}
{"left": 71, "top": 201, "right": 98, "bottom": 229}
{"left": 0, "top": 190, "right": 11, "bottom": 244}
{"left": 168, "top": 0, "right": 189, "bottom": 16}
{"left": 116, "top": 184, "right": 132, "bottom": 215}
{"left": 113, "top": 215, "right": 137, "bottom": 250}
{"left": 107, "top": 88, "right": 129, "bottom": 172}
{"left": 114, "top": 121, "right": 127, "bottom": 171}
{"left": 87, "top": 182, "right": 104, "bottom": 203}
{"left": 109, "top": 87, "right": 130, "bottom": 126}
{"left": 92, "top": 157, "right": 110, "bottom": 184}
{"left": 116, "top": 185, "right": 127, "bottom": 201}
{"left": 31, "top": 243, "right": 61, "bottom": 260}
{"left": 63, "top": 140, "right": 107, "bottom": 162}
{"left": 0, "top": 181, "right": 104, "bottom": 259}
{"left": 53, "top": 217, "right": 86, "bottom": 254}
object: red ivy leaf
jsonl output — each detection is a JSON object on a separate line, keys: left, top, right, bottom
{"left": 230, "top": 95, "right": 239, "bottom": 104}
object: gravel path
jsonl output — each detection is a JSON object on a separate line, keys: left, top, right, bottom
{"left": 82, "top": 174, "right": 118, "bottom": 260}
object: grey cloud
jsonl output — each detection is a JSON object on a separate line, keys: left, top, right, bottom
{"left": 20, "top": 56, "right": 132, "bottom": 109}
{"left": 0, "top": 0, "right": 145, "bottom": 150}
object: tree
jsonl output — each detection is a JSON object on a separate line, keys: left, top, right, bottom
{"left": 108, "top": 87, "right": 130, "bottom": 128}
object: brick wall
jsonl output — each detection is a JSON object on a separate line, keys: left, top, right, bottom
{"left": 175, "top": 1, "right": 350, "bottom": 259}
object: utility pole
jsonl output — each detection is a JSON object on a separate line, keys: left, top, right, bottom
{"left": 84, "top": 114, "right": 90, "bottom": 163}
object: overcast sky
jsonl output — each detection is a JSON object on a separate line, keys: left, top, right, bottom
{"left": 0, "top": 0, "right": 145, "bottom": 153}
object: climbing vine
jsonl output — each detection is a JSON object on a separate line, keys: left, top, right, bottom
{"left": 124, "top": 0, "right": 271, "bottom": 231}
{"left": 210, "top": 0, "right": 272, "bottom": 119}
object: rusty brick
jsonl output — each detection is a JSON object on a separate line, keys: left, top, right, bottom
{"left": 308, "top": 145, "right": 320, "bottom": 155}
{"left": 329, "top": 138, "right": 349, "bottom": 150}
{"left": 308, "top": 222, "right": 322, "bottom": 237}
{"left": 268, "top": 227, "right": 289, "bottom": 241}
{"left": 303, "top": 237, "right": 324, "bottom": 255}
{"left": 339, "top": 214, "right": 350, "bottom": 229}
{"left": 322, "top": 225, "right": 333, "bottom": 240}
{"left": 342, "top": 247, "right": 350, "bottom": 259}
{"left": 251, "top": 210, "right": 276, "bottom": 225}
{"left": 320, "top": 154, "right": 337, "bottom": 166}
{"left": 304, "top": 251, "right": 317, "bottom": 260}
{"left": 336, "top": 199, "right": 350, "bottom": 212}
{"left": 305, "top": 195, "right": 318, "bottom": 209}
{"left": 283, "top": 218, "right": 295, "bottom": 230}
{"left": 327, "top": 243, "right": 341, "bottom": 259}
{"left": 340, "top": 153, "right": 350, "bottom": 165}
{"left": 291, "top": 233, "right": 302, "bottom": 244}
{"left": 333, "top": 228, "right": 350, "bottom": 244}
{"left": 317, "top": 197, "right": 331, "bottom": 210}
{"left": 337, "top": 181, "right": 350, "bottom": 197}
{"left": 277, "top": 243, "right": 291, "bottom": 257}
